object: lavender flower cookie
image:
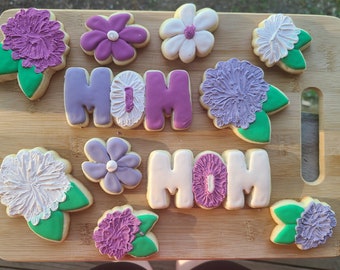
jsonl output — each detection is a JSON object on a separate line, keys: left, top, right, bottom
{"left": 270, "top": 197, "right": 337, "bottom": 250}
{"left": 200, "top": 58, "right": 289, "bottom": 144}
{"left": 93, "top": 205, "right": 159, "bottom": 259}
{"left": 82, "top": 137, "right": 142, "bottom": 195}
{"left": 0, "top": 8, "right": 70, "bottom": 100}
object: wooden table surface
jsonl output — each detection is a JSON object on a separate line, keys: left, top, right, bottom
{"left": 0, "top": 9, "right": 339, "bottom": 261}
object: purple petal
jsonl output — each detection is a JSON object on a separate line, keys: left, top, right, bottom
{"left": 119, "top": 26, "right": 148, "bottom": 44}
{"left": 102, "top": 172, "right": 123, "bottom": 194}
{"left": 80, "top": 30, "right": 107, "bottom": 51}
{"left": 115, "top": 167, "right": 142, "bottom": 187}
{"left": 111, "top": 39, "right": 135, "bottom": 61}
{"left": 84, "top": 139, "right": 110, "bottom": 163}
{"left": 86, "top": 15, "right": 110, "bottom": 32}
{"left": 82, "top": 162, "right": 107, "bottom": 180}
{"left": 117, "top": 153, "right": 141, "bottom": 168}
{"left": 108, "top": 13, "right": 131, "bottom": 32}
{"left": 94, "top": 39, "right": 113, "bottom": 61}
{"left": 106, "top": 137, "right": 129, "bottom": 160}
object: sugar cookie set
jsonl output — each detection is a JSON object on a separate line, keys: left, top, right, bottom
{"left": 0, "top": 4, "right": 338, "bottom": 261}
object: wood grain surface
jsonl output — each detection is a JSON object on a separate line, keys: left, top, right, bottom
{"left": 0, "top": 9, "right": 339, "bottom": 261}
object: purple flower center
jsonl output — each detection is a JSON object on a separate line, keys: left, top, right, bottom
{"left": 125, "top": 87, "right": 134, "bottom": 113}
{"left": 184, "top": 25, "right": 196, "bottom": 39}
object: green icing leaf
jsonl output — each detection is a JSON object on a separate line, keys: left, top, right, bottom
{"left": 129, "top": 235, "right": 158, "bottom": 257}
{"left": 280, "top": 49, "right": 306, "bottom": 71}
{"left": 28, "top": 210, "right": 66, "bottom": 242}
{"left": 236, "top": 110, "right": 270, "bottom": 143}
{"left": 294, "top": 29, "right": 312, "bottom": 50}
{"left": 272, "top": 224, "right": 296, "bottom": 244}
{"left": 273, "top": 204, "right": 305, "bottom": 224}
{"left": 0, "top": 44, "right": 19, "bottom": 74}
{"left": 58, "top": 181, "right": 91, "bottom": 212}
{"left": 262, "top": 85, "right": 289, "bottom": 114}
{"left": 137, "top": 214, "right": 158, "bottom": 235}
{"left": 17, "top": 60, "right": 43, "bottom": 99}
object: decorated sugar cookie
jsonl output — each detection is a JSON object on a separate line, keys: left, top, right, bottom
{"left": 80, "top": 12, "right": 150, "bottom": 65}
{"left": 0, "top": 147, "right": 93, "bottom": 242}
{"left": 82, "top": 137, "right": 142, "bottom": 195}
{"left": 252, "top": 14, "right": 312, "bottom": 74}
{"left": 0, "top": 8, "right": 70, "bottom": 100}
{"left": 200, "top": 58, "right": 289, "bottom": 144}
{"left": 159, "top": 3, "right": 219, "bottom": 63}
{"left": 270, "top": 197, "right": 336, "bottom": 250}
{"left": 93, "top": 205, "right": 159, "bottom": 260}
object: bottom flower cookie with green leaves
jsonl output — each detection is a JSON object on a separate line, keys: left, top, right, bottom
{"left": 93, "top": 205, "right": 159, "bottom": 260}
{"left": 0, "top": 147, "right": 93, "bottom": 242}
{"left": 270, "top": 196, "right": 336, "bottom": 250}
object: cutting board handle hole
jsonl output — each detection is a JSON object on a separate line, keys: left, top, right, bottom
{"left": 301, "top": 87, "right": 323, "bottom": 184}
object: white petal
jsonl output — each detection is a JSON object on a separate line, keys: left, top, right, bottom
{"left": 179, "top": 39, "right": 196, "bottom": 63}
{"left": 194, "top": 31, "right": 215, "bottom": 57}
{"left": 161, "top": 34, "right": 186, "bottom": 60}
{"left": 159, "top": 18, "right": 185, "bottom": 39}
{"left": 194, "top": 8, "right": 219, "bottom": 31}
{"left": 175, "top": 3, "right": 196, "bottom": 26}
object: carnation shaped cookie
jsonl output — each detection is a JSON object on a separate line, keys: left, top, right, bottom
{"left": 0, "top": 8, "right": 70, "bottom": 100}
{"left": 252, "top": 14, "right": 312, "bottom": 74}
{"left": 270, "top": 197, "right": 337, "bottom": 250}
{"left": 93, "top": 205, "right": 159, "bottom": 260}
{"left": 82, "top": 137, "right": 142, "bottom": 195}
{"left": 80, "top": 12, "right": 150, "bottom": 65}
{"left": 159, "top": 3, "right": 219, "bottom": 63}
{"left": 200, "top": 58, "right": 289, "bottom": 144}
{"left": 0, "top": 147, "right": 93, "bottom": 242}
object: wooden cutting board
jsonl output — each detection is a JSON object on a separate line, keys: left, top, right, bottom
{"left": 0, "top": 9, "right": 339, "bottom": 261}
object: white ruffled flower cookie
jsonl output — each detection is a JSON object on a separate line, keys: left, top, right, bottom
{"left": 159, "top": 3, "right": 219, "bottom": 63}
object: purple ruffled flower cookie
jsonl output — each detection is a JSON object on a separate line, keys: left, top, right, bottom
{"left": 93, "top": 205, "right": 159, "bottom": 260}
{"left": 0, "top": 8, "right": 70, "bottom": 100}
{"left": 82, "top": 137, "right": 142, "bottom": 195}
{"left": 200, "top": 58, "right": 289, "bottom": 144}
{"left": 80, "top": 12, "right": 150, "bottom": 65}
{"left": 270, "top": 197, "right": 337, "bottom": 250}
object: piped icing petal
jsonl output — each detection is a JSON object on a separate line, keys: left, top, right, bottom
{"left": 115, "top": 167, "right": 142, "bottom": 187}
{"left": 82, "top": 162, "right": 107, "bottom": 181}
{"left": 107, "top": 137, "right": 129, "bottom": 161}
{"left": 117, "top": 153, "right": 142, "bottom": 168}
{"left": 194, "top": 31, "right": 215, "bottom": 57}
{"left": 94, "top": 39, "right": 113, "bottom": 61}
{"left": 179, "top": 39, "right": 196, "bottom": 63}
{"left": 159, "top": 18, "right": 186, "bottom": 39}
{"left": 80, "top": 30, "right": 107, "bottom": 52}
{"left": 119, "top": 26, "right": 149, "bottom": 44}
{"left": 193, "top": 8, "right": 219, "bottom": 31}
{"left": 102, "top": 172, "right": 123, "bottom": 194}
{"left": 111, "top": 39, "right": 136, "bottom": 62}
{"left": 86, "top": 15, "right": 110, "bottom": 32}
{"left": 161, "top": 34, "right": 186, "bottom": 60}
{"left": 108, "top": 13, "right": 132, "bottom": 32}
{"left": 175, "top": 3, "right": 196, "bottom": 26}
{"left": 84, "top": 138, "right": 110, "bottom": 163}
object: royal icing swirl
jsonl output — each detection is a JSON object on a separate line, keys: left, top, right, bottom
{"left": 200, "top": 58, "right": 269, "bottom": 129}
{"left": 1, "top": 8, "right": 67, "bottom": 73}
{"left": 110, "top": 71, "right": 145, "bottom": 128}
{"left": 0, "top": 148, "right": 71, "bottom": 225}
{"left": 252, "top": 14, "right": 300, "bottom": 67}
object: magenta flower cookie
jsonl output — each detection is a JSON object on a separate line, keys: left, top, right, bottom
{"left": 82, "top": 137, "right": 142, "bottom": 195}
{"left": 80, "top": 13, "right": 150, "bottom": 65}
{"left": 0, "top": 8, "right": 70, "bottom": 100}
{"left": 93, "top": 205, "right": 159, "bottom": 259}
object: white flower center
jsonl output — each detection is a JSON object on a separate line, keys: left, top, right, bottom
{"left": 206, "top": 174, "right": 215, "bottom": 193}
{"left": 106, "top": 160, "right": 118, "bottom": 172}
{"left": 107, "top": 30, "right": 119, "bottom": 41}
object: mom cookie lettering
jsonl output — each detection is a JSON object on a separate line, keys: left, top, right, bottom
{"left": 64, "top": 67, "right": 192, "bottom": 131}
